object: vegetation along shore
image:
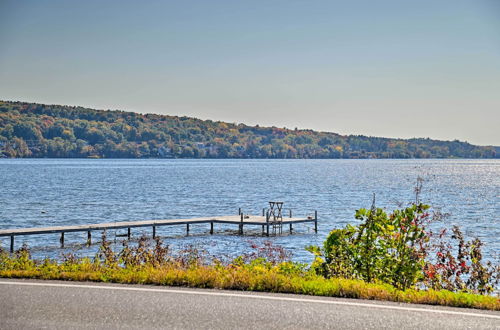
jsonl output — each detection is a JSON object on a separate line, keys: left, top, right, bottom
{"left": 1, "top": 196, "right": 499, "bottom": 311}
{"left": 0, "top": 100, "right": 498, "bottom": 159}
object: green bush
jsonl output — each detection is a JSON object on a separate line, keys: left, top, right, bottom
{"left": 308, "top": 200, "right": 431, "bottom": 290}
{"left": 308, "top": 194, "right": 499, "bottom": 294}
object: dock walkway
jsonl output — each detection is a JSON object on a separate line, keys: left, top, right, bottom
{"left": 0, "top": 210, "right": 318, "bottom": 252}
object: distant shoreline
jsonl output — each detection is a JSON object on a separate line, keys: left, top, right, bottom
{"left": 1, "top": 100, "right": 498, "bottom": 159}
{"left": 1, "top": 157, "right": 499, "bottom": 160}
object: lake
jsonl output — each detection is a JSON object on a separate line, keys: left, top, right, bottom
{"left": 0, "top": 159, "right": 498, "bottom": 262}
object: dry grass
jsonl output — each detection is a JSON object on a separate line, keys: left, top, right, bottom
{"left": 1, "top": 250, "right": 498, "bottom": 311}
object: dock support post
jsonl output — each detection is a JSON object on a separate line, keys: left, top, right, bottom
{"left": 238, "top": 208, "right": 242, "bottom": 215}
{"left": 266, "top": 211, "right": 270, "bottom": 237}
{"left": 186, "top": 224, "right": 190, "bottom": 235}
{"left": 239, "top": 213, "right": 243, "bottom": 235}
{"left": 210, "top": 222, "right": 213, "bottom": 234}
{"left": 289, "top": 209, "right": 292, "bottom": 218}
{"left": 127, "top": 228, "right": 131, "bottom": 239}
{"left": 314, "top": 210, "right": 318, "bottom": 233}
{"left": 290, "top": 223, "right": 293, "bottom": 233}
{"left": 153, "top": 226, "right": 156, "bottom": 239}
{"left": 60, "top": 232, "right": 65, "bottom": 248}
{"left": 262, "top": 208, "right": 265, "bottom": 216}
{"left": 10, "top": 235, "right": 14, "bottom": 253}
{"left": 87, "top": 231, "right": 92, "bottom": 245}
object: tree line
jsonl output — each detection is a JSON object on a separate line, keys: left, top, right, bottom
{"left": 0, "top": 100, "right": 497, "bottom": 159}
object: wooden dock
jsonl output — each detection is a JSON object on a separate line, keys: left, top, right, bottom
{"left": 0, "top": 209, "right": 318, "bottom": 253}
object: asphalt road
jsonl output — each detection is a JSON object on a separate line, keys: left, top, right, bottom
{"left": 0, "top": 279, "right": 499, "bottom": 330}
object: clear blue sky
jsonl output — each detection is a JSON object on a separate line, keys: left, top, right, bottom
{"left": 1, "top": 0, "right": 499, "bottom": 145}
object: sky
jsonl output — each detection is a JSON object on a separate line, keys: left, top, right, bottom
{"left": 1, "top": 1, "right": 499, "bottom": 146}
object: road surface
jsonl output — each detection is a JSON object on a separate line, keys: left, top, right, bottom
{"left": 0, "top": 279, "right": 499, "bottom": 329}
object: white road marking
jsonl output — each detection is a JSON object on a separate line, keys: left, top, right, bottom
{"left": 0, "top": 280, "right": 499, "bottom": 320}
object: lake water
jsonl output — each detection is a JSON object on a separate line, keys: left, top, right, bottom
{"left": 0, "top": 159, "right": 498, "bottom": 263}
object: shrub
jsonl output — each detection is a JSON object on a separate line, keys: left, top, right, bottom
{"left": 308, "top": 195, "right": 499, "bottom": 294}
{"left": 308, "top": 195, "right": 432, "bottom": 290}
{"left": 424, "top": 226, "right": 500, "bottom": 294}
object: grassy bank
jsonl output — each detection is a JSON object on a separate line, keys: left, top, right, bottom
{"left": 1, "top": 246, "right": 498, "bottom": 311}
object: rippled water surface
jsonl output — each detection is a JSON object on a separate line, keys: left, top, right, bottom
{"left": 0, "top": 159, "right": 498, "bottom": 262}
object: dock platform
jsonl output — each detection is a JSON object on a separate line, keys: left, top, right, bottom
{"left": 0, "top": 209, "right": 318, "bottom": 253}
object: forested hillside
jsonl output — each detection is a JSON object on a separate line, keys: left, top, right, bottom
{"left": 0, "top": 101, "right": 497, "bottom": 159}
